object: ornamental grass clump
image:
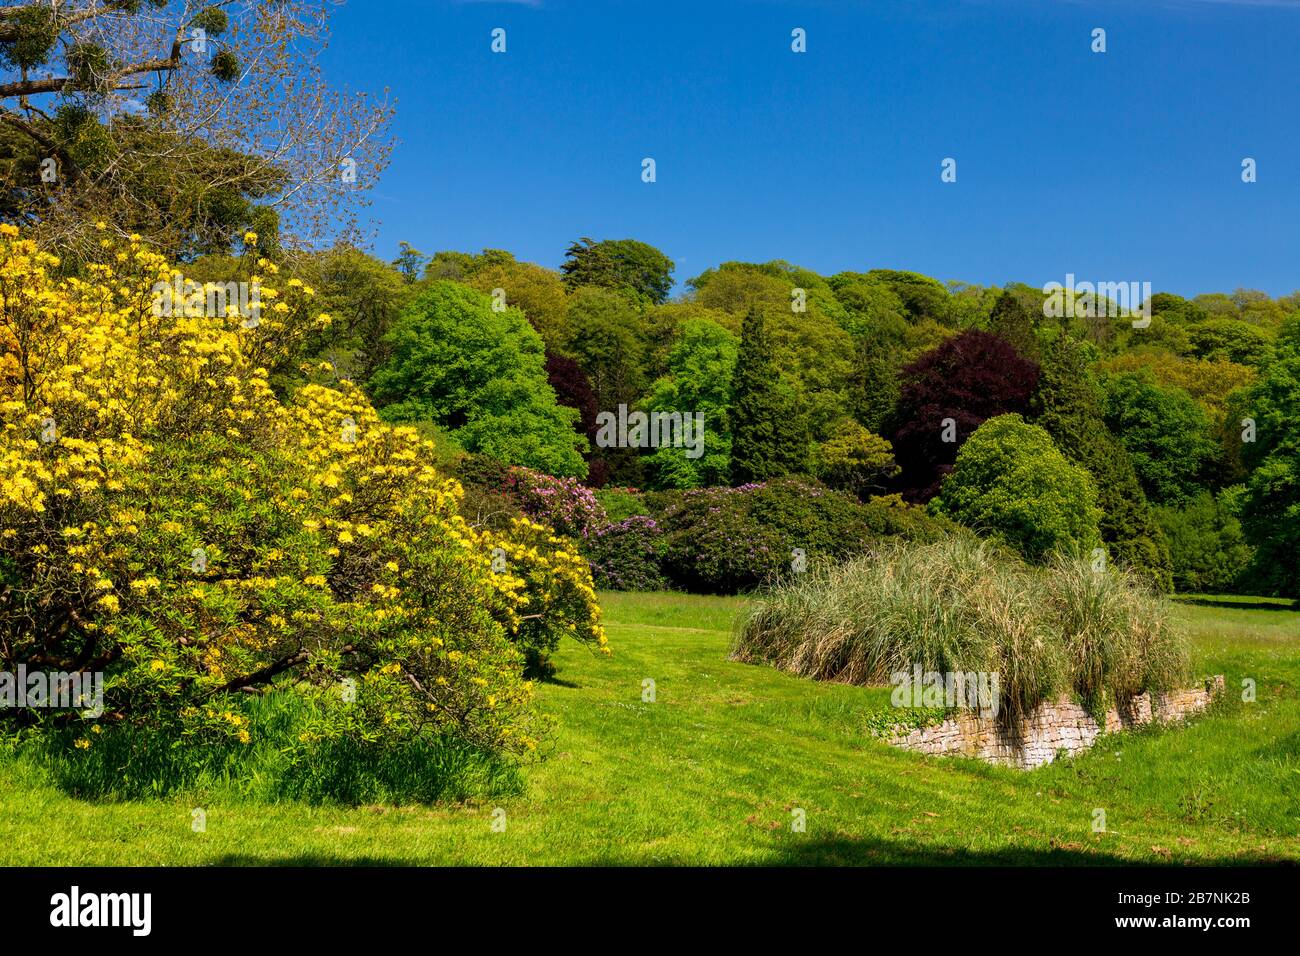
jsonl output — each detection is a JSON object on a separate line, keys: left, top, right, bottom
{"left": 1042, "top": 551, "right": 1188, "bottom": 719}
{"left": 732, "top": 537, "right": 1189, "bottom": 721}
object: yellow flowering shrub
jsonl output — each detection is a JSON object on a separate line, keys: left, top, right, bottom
{"left": 483, "top": 516, "right": 608, "bottom": 676}
{"left": 0, "top": 224, "right": 606, "bottom": 761}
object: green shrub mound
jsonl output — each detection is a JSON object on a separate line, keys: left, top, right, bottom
{"left": 653, "top": 478, "right": 952, "bottom": 594}
{"left": 732, "top": 537, "right": 1191, "bottom": 721}
{"left": 932, "top": 414, "right": 1102, "bottom": 562}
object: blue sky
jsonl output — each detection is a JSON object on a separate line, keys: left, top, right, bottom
{"left": 323, "top": 0, "right": 1300, "bottom": 298}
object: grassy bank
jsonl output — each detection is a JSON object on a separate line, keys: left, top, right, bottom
{"left": 1, "top": 590, "right": 1296, "bottom": 865}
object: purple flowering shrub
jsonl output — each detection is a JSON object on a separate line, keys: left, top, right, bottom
{"left": 655, "top": 485, "right": 788, "bottom": 593}
{"left": 585, "top": 516, "right": 668, "bottom": 591}
{"left": 472, "top": 465, "right": 951, "bottom": 595}
{"left": 497, "top": 468, "right": 671, "bottom": 590}
{"left": 501, "top": 466, "right": 607, "bottom": 540}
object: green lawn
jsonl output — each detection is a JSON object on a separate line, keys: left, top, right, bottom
{"left": 2, "top": 591, "right": 1297, "bottom": 865}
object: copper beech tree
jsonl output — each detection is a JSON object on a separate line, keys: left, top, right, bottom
{"left": 0, "top": 0, "right": 393, "bottom": 258}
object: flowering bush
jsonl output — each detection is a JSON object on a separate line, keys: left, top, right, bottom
{"left": 656, "top": 478, "right": 952, "bottom": 594}
{"left": 500, "top": 465, "right": 607, "bottom": 539}
{"left": 487, "top": 516, "right": 608, "bottom": 676}
{"left": 656, "top": 484, "right": 790, "bottom": 593}
{"left": 0, "top": 225, "right": 605, "bottom": 776}
{"left": 586, "top": 516, "right": 667, "bottom": 591}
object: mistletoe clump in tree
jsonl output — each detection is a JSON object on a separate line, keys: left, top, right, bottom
{"left": 0, "top": 1, "right": 394, "bottom": 259}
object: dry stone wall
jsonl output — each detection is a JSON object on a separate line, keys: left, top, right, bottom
{"left": 888, "top": 676, "right": 1225, "bottom": 769}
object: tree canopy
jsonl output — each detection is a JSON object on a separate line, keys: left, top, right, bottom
{"left": 890, "top": 329, "right": 1041, "bottom": 501}
{"left": 561, "top": 237, "right": 674, "bottom": 304}
{"left": 933, "top": 414, "right": 1102, "bottom": 562}
{"left": 370, "top": 282, "right": 587, "bottom": 478}
{"left": 0, "top": 0, "right": 393, "bottom": 256}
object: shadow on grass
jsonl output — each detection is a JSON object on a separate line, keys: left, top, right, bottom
{"left": 1170, "top": 596, "right": 1298, "bottom": 612}
{"left": 205, "top": 837, "right": 1295, "bottom": 867}
{"left": 539, "top": 675, "right": 583, "bottom": 689}
{"left": 206, "top": 855, "right": 418, "bottom": 867}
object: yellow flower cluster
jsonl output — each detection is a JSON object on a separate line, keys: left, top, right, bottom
{"left": 0, "top": 225, "right": 606, "bottom": 757}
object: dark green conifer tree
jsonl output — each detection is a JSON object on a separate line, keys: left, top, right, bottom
{"left": 729, "top": 307, "right": 808, "bottom": 484}
{"left": 848, "top": 331, "right": 902, "bottom": 434}
{"left": 988, "top": 290, "right": 1040, "bottom": 361}
{"left": 1030, "top": 335, "right": 1173, "bottom": 590}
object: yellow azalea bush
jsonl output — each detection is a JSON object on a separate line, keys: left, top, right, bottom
{"left": 483, "top": 515, "right": 609, "bottom": 676}
{"left": 0, "top": 224, "right": 606, "bottom": 765}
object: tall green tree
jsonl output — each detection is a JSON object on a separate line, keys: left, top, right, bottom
{"left": 561, "top": 237, "right": 674, "bottom": 304}
{"left": 370, "top": 282, "right": 587, "bottom": 477}
{"left": 688, "top": 261, "right": 853, "bottom": 439}
{"left": 644, "top": 319, "right": 738, "bottom": 489}
{"left": 847, "top": 331, "right": 902, "bottom": 433}
{"left": 560, "top": 286, "right": 649, "bottom": 485}
{"left": 1101, "top": 372, "right": 1217, "bottom": 506}
{"left": 562, "top": 286, "right": 647, "bottom": 411}
{"left": 988, "top": 289, "right": 1040, "bottom": 361}
{"left": 300, "top": 245, "right": 412, "bottom": 385}
{"left": 1237, "top": 316, "right": 1300, "bottom": 596}
{"left": 467, "top": 259, "right": 570, "bottom": 351}
{"left": 729, "top": 307, "right": 808, "bottom": 483}
{"left": 392, "top": 242, "right": 428, "bottom": 283}
{"left": 1030, "top": 336, "right": 1173, "bottom": 589}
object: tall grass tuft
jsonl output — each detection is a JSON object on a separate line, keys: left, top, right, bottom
{"left": 32, "top": 691, "right": 523, "bottom": 806}
{"left": 732, "top": 536, "right": 1190, "bottom": 720}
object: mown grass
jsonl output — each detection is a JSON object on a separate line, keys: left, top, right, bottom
{"left": 0, "top": 590, "right": 1296, "bottom": 865}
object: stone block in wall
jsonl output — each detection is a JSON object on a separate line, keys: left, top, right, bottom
{"left": 885, "top": 676, "right": 1224, "bottom": 769}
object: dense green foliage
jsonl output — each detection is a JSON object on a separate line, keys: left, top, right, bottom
{"left": 370, "top": 282, "right": 587, "bottom": 477}
{"left": 1101, "top": 372, "right": 1217, "bottom": 506}
{"left": 1155, "top": 491, "right": 1254, "bottom": 594}
{"left": 643, "top": 318, "right": 737, "bottom": 488}
{"left": 690, "top": 262, "right": 853, "bottom": 436}
{"left": 728, "top": 307, "right": 809, "bottom": 484}
{"left": 560, "top": 237, "right": 674, "bottom": 304}
{"left": 811, "top": 419, "right": 899, "bottom": 499}
{"left": 1237, "top": 317, "right": 1300, "bottom": 597}
{"left": 988, "top": 289, "right": 1040, "bottom": 360}
{"left": 262, "top": 231, "right": 1294, "bottom": 597}
{"left": 847, "top": 330, "right": 903, "bottom": 434}
{"left": 655, "top": 478, "right": 950, "bottom": 594}
{"left": 1030, "top": 336, "right": 1173, "bottom": 589}
{"left": 932, "top": 415, "right": 1102, "bottom": 561}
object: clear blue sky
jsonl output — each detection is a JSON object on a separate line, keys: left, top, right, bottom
{"left": 323, "top": 0, "right": 1300, "bottom": 298}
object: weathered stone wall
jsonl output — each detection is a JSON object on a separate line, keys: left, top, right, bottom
{"left": 888, "top": 676, "right": 1225, "bottom": 769}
